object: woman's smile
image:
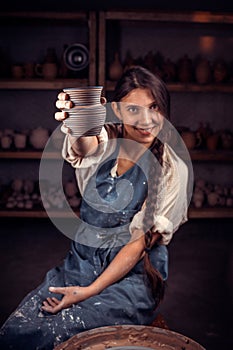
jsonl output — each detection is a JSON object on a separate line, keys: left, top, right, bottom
{"left": 112, "top": 87, "right": 164, "bottom": 147}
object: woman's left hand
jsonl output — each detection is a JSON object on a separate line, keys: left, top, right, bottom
{"left": 41, "top": 285, "right": 92, "bottom": 314}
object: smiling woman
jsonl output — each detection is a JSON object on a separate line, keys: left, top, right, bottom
{"left": 0, "top": 66, "right": 193, "bottom": 350}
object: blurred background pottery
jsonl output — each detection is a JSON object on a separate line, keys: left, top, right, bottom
{"left": 195, "top": 58, "right": 212, "bottom": 85}
{"left": 181, "top": 130, "right": 201, "bottom": 150}
{"left": 177, "top": 54, "right": 193, "bottom": 83}
{"left": 1, "top": 135, "right": 12, "bottom": 149}
{"left": 206, "top": 133, "right": 219, "bottom": 151}
{"left": 109, "top": 52, "right": 123, "bottom": 81}
{"left": 35, "top": 62, "right": 58, "bottom": 79}
{"left": 14, "top": 133, "right": 27, "bottom": 150}
{"left": 213, "top": 59, "right": 228, "bottom": 83}
{"left": 29, "top": 127, "right": 49, "bottom": 149}
{"left": 11, "top": 64, "right": 24, "bottom": 79}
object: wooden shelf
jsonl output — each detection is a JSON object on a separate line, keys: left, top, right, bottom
{"left": 0, "top": 210, "right": 79, "bottom": 218}
{"left": 0, "top": 149, "right": 233, "bottom": 162}
{"left": 189, "top": 150, "right": 233, "bottom": 162}
{"left": 0, "top": 79, "right": 89, "bottom": 90}
{"left": 0, "top": 11, "right": 88, "bottom": 21}
{"left": 188, "top": 207, "right": 233, "bottom": 219}
{"left": 0, "top": 151, "right": 62, "bottom": 159}
{"left": 106, "top": 80, "right": 233, "bottom": 93}
{"left": 0, "top": 208, "right": 232, "bottom": 219}
{"left": 104, "top": 10, "right": 233, "bottom": 25}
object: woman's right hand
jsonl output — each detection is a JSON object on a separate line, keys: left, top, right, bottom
{"left": 54, "top": 92, "right": 73, "bottom": 122}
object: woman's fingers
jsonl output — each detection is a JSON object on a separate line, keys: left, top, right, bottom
{"left": 58, "top": 92, "right": 69, "bottom": 101}
{"left": 56, "top": 100, "right": 73, "bottom": 110}
{"left": 54, "top": 111, "right": 68, "bottom": 121}
{"left": 49, "top": 286, "right": 67, "bottom": 294}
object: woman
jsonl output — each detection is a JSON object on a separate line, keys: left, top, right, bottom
{"left": 0, "top": 66, "right": 191, "bottom": 349}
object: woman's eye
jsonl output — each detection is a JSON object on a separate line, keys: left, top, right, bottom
{"left": 150, "top": 104, "right": 159, "bottom": 111}
{"left": 127, "top": 106, "right": 139, "bottom": 113}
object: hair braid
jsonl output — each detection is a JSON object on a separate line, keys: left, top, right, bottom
{"left": 143, "top": 138, "right": 166, "bottom": 305}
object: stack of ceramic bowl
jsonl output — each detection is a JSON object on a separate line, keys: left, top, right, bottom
{"left": 63, "top": 86, "right": 106, "bottom": 137}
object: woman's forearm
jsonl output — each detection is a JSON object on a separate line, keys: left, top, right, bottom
{"left": 88, "top": 236, "right": 146, "bottom": 296}
{"left": 68, "top": 135, "right": 99, "bottom": 156}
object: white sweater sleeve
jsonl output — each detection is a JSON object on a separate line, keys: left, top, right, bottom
{"left": 129, "top": 144, "right": 190, "bottom": 245}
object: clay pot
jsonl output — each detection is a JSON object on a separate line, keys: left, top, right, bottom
{"left": 177, "top": 55, "right": 193, "bottom": 83}
{"left": 14, "top": 133, "right": 27, "bottom": 149}
{"left": 35, "top": 62, "right": 58, "bottom": 79}
{"left": 181, "top": 130, "right": 201, "bottom": 150}
{"left": 1, "top": 135, "right": 12, "bottom": 149}
{"left": 109, "top": 52, "right": 123, "bottom": 81}
{"left": 206, "top": 133, "right": 219, "bottom": 151}
{"left": 195, "top": 58, "right": 212, "bottom": 85}
{"left": 29, "top": 127, "right": 49, "bottom": 149}
{"left": 207, "top": 192, "right": 219, "bottom": 207}
{"left": 162, "top": 58, "right": 177, "bottom": 82}
{"left": 213, "top": 59, "right": 228, "bottom": 83}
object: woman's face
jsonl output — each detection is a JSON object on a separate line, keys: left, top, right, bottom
{"left": 112, "top": 88, "right": 164, "bottom": 148}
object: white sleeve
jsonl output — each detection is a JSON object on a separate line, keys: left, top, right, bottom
{"left": 129, "top": 144, "right": 190, "bottom": 245}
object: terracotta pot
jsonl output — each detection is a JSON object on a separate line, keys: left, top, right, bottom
{"left": 35, "top": 62, "right": 58, "bottom": 79}
{"left": 206, "top": 134, "right": 219, "bottom": 151}
{"left": 177, "top": 55, "right": 193, "bottom": 83}
{"left": 213, "top": 59, "right": 228, "bottom": 83}
{"left": 109, "top": 52, "right": 123, "bottom": 81}
{"left": 181, "top": 131, "right": 201, "bottom": 150}
{"left": 195, "top": 59, "right": 212, "bottom": 85}
{"left": 29, "top": 127, "right": 49, "bottom": 149}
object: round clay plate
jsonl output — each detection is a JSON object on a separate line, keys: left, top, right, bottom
{"left": 54, "top": 325, "right": 205, "bottom": 350}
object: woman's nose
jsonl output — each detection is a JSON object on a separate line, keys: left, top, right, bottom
{"left": 140, "top": 107, "right": 152, "bottom": 125}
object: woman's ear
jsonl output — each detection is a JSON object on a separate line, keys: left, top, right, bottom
{"left": 111, "top": 102, "right": 122, "bottom": 121}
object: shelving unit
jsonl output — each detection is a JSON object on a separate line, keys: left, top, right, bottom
{"left": 0, "top": 9, "right": 232, "bottom": 220}
{"left": 0, "top": 11, "right": 97, "bottom": 86}
{"left": 98, "top": 10, "right": 233, "bottom": 88}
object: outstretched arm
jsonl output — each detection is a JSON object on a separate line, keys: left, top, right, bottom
{"left": 41, "top": 231, "right": 161, "bottom": 314}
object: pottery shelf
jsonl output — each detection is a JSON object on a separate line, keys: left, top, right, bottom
{"left": 98, "top": 10, "right": 233, "bottom": 87}
{"left": 0, "top": 210, "right": 80, "bottom": 219}
{"left": 0, "top": 11, "right": 97, "bottom": 86}
{"left": 0, "top": 207, "right": 232, "bottom": 219}
{"left": 0, "top": 79, "right": 89, "bottom": 91}
{"left": 103, "top": 10, "right": 233, "bottom": 24}
{"left": 188, "top": 207, "right": 233, "bottom": 219}
{"left": 0, "top": 151, "right": 62, "bottom": 159}
{"left": 105, "top": 80, "right": 233, "bottom": 94}
{"left": 1, "top": 150, "right": 233, "bottom": 162}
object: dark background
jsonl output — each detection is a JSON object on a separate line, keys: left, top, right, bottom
{"left": 1, "top": 0, "right": 233, "bottom": 12}
{"left": 0, "top": 2, "right": 233, "bottom": 350}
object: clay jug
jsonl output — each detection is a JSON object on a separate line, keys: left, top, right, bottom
{"left": 109, "top": 52, "right": 123, "bottom": 81}
{"left": 213, "top": 59, "right": 228, "bottom": 83}
{"left": 195, "top": 58, "right": 212, "bottom": 85}
{"left": 177, "top": 55, "right": 193, "bottom": 83}
{"left": 181, "top": 130, "right": 200, "bottom": 150}
{"left": 206, "top": 133, "right": 219, "bottom": 151}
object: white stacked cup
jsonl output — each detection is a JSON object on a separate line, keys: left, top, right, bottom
{"left": 63, "top": 86, "right": 106, "bottom": 137}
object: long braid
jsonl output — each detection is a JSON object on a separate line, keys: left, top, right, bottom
{"left": 143, "top": 138, "right": 166, "bottom": 305}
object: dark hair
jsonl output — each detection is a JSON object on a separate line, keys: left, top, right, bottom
{"left": 112, "top": 65, "right": 170, "bottom": 120}
{"left": 113, "top": 66, "right": 170, "bottom": 305}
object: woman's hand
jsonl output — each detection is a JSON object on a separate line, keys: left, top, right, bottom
{"left": 54, "top": 92, "right": 73, "bottom": 121}
{"left": 41, "top": 285, "right": 93, "bottom": 314}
